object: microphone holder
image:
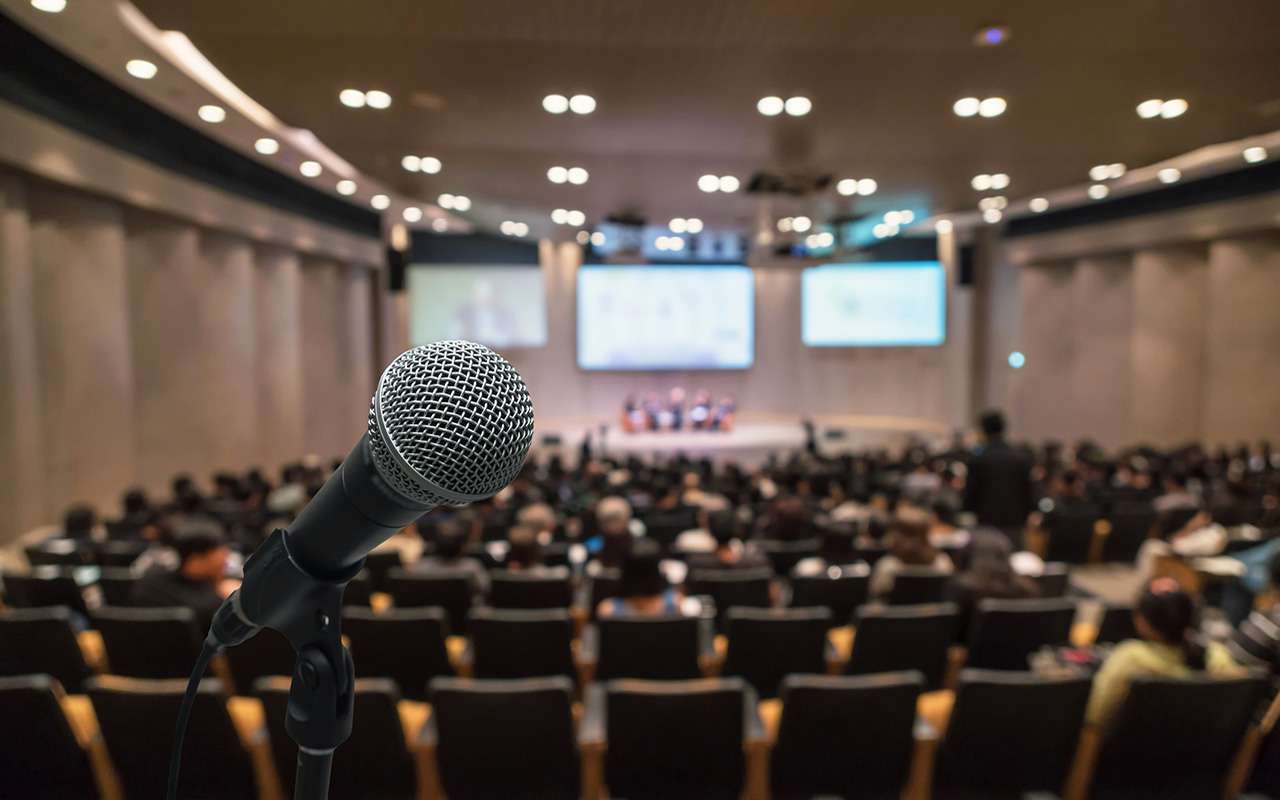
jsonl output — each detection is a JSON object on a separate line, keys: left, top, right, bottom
{"left": 217, "top": 529, "right": 360, "bottom": 800}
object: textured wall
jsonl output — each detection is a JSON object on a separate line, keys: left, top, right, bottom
{"left": 254, "top": 246, "right": 305, "bottom": 471}
{"left": 1070, "top": 255, "right": 1135, "bottom": 445}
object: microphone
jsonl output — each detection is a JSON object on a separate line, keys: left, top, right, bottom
{"left": 211, "top": 339, "right": 535, "bottom": 644}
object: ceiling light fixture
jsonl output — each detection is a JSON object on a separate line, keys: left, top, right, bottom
{"left": 1029, "top": 197, "right": 1050, "bottom": 213}
{"left": 686, "top": 218, "right": 704, "bottom": 234}
{"left": 577, "top": 231, "right": 591, "bottom": 245}
{"left": 590, "top": 231, "right": 605, "bottom": 246}
{"left": 566, "top": 210, "right": 585, "bottom": 226}
{"left": 402, "top": 207, "right": 423, "bottom": 223}
{"left": 784, "top": 96, "right": 812, "bottom": 116}
{"left": 439, "top": 193, "right": 456, "bottom": 210}
{"left": 547, "top": 166, "right": 568, "bottom": 184}
{"left": 254, "top": 137, "right": 279, "bottom": 155}
{"left": 419, "top": 156, "right": 442, "bottom": 174}
{"left": 567, "top": 167, "right": 589, "bottom": 185}
{"left": 698, "top": 174, "right": 720, "bottom": 192}
{"left": 953, "top": 97, "right": 980, "bottom": 117}
{"left": 336, "top": 180, "right": 357, "bottom": 196}
{"left": 197, "top": 104, "right": 226, "bottom": 123}
{"left": 1243, "top": 146, "right": 1268, "bottom": 164}
{"left": 777, "top": 217, "right": 793, "bottom": 233}
{"left": 126, "top": 59, "right": 157, "bottom": 80}
{"left": 1157, "top": 167, "right": 1182, "bottom": 184}
{"left": 971, "top": 174, "right": 993, "bottom": 191}
{"left": 551, "top": 208, "right": 568, "bottom": 224}
{"left": 1137, "top": 98, "right": 1189, "bottom": 119}
{"left": 935, "top": 219, "right": 954, "bottom": 235}
{"left": 990, "top": 173, "right": 1010, "bottom": 190}
{"left": 339, "top": 89, "right": 366, "bottom": 108}
{"left": 974, "top": 24, "right": 1010, "bottom": 46}
{"left": 401, "top": 155, "right": 421, "bottom": 172}
{"left": 299, "top": 160, "right": 322, "bottom": 178}
{"left": 370, "top": 194, "right": 390, "bottom": 210}
{"left": 978, "top": 97, "right": 1007, "bottom": 117}
{"left": 542, "top": 94, "right": 569, "bottom": 114}
{"left": 837, "top": 179, "right": 857, "bottom": 196}
{"left": 982, "top": 208, "right": 1003, "bottom": 224}
{"left": 792, "top": 216, "right": 812, "bottom": 233}
{"left": 569, "top": 94, "right": 596, "bottom": 114}
{"left": 432, "top": 218, "right": 448, "bottom": 232}
{"left": 1088, "top": 183, "right": 1109, "bottom": 200}
{"left": 718, "top": 175, "right": 739, "bottom": 192}
{"left": 452, "top": 195, "right": 472, "bottom": 212}
{"left": 856, "top": 178, "right": 877, "bottom": 196}
{"left": 757, "top": 96, "right": 785, "bottom": 116}
{"left": 364, "top": 90, "right": 391, "bottom": 109}
{"left": 31, "top": 0, "right": 67, "bottom": 12}
{"left": 669, "top": 217, "right": 688, "bottom": 233}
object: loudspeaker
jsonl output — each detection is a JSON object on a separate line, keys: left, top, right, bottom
{"left": 958, "top": 244, "right": 976, "bottom": 287}
{"left": 387, "top": 246, "right": 406, "bottom": 293}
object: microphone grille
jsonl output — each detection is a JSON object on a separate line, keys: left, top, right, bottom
{"left": 367, "top": 340, "right": 534, "bottom": 506}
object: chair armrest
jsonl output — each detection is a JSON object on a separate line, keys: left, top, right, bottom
{"left": 418, "top": 708, "right": 439, "bottom": 748}
{"left": 1062, "top": 727, "right": 1101, "bottom": 800}
{"left": 579, "top": 684, "right": 607, "bottom": 747}
{"left": 446, "top": 636, "right": 472, "bottom": 677}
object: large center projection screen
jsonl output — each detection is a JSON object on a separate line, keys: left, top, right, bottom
{"left": 407, "top": 265, "right": 548, "bottom": 348}
{"left": 802, "top": 261, "right": 947, "bottom": 347}
{"left": 577, "top": 265, "right": 754, "bottom": 370}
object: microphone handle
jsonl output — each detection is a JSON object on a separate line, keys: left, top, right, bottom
{"left": 285, "top": 433, "right": 433, "bottom": 578}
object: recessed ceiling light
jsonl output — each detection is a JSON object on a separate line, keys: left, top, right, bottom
{"left": 197, "top": 104, "right": 226, "bottom": 123}
{"left": 568, "top": 94, "right": 596, "bottom": 114}
{"left": 884, "top": 211, "right": 903, "bottom": 225}
{"left": 1243, "top": 146, "right": 1268, "bottom": 164}
{"left": 299, "top": 160, "right": 322, "bottom": 177}
{"left": 452, "top": 195, "right": 471, "bottom": 212}
{"left": 990, "top": 173, "right": 1010, "bottom": 190}
{"left": 1108, "top": 163, "right": 1126, "bottom": 179}
{"left": 899, "top": 210, "right": 915, "bottom": 223}
{"left": 686, "top": 218, "right": 704, "bottom": 234}
{"left": 1157, "top": 167, "right": 1182, "bottom": 184}
{"left": 856, "top": 178, "right": 877, "bottom": 196}
{"left": 698, "top": 174, "right": 720, "bottom": 192}
{"left": 971, "top": 173, "right": 993, "bottom": 191}
{"left": 439, "top": 193, "right": 456, "bottom": 210}
{"left": 590, "top": 231, "right": 605, "bottom": 246}
{"left": 336, "top": 180, "right": 357, "bottom": 196}
{"left": 254, "top": 137, "right": 279, "bottom": 155}
{"left": 777, "top": 217, "right": 793, "bottom": 233}
{"left": 837, "top": 179, "right": 857, "bottom": 196}
{"left": 339, "top": 89, "right": 366, "bottom": 108}
{"left": 1160, "top": 98, "right": 1188, "bottom": 118}
{"left": 364, "top": 90, "right": 391, "bottom": 109}
{"left": 1088, "top": 183, "right": 1109, "bottom": 200}
{"left": 500, "top": 221, "right": 514, "bottom": 235}
{"left": 419, "top": 156, "right": 442, "bottom": 174}
{"left": 978, "top": 97, "right": 1007, "bottom": 117}
{"left": 935, "top": 219, "right": 954, "bottom": 234}
{"left": 757, "top": 96, "right": 785, "bottom": 116}
{"left": 551, "top": 208, "right": 568, "bottom": 224}
{"left": 784, "top": 96, "right": 812, "bottom": 116}
{"left": 577, "top": 230, "right": 591, "bottom": 245}
{"left": 547, "top": 166, "right": 568, "bottom": 184}
{"left": 566, "top": 209, "right": 585, "bottom": 226}
{"left": 515, "top": 223, "right": 529, "bottom": 237}
{"left": 718, "top": 175, "right": 740, "bottom": 192}
{"left": 792, "top": 216, "right": 812, "bottom": 233}
{"left": 31, "top": 0, "right": 67, "bottom": 12}
{"left": 974, "top": 24, "right": 1010, "bottom": 46}
{"left": 1029, "top": 197, "right": 1049, "bottom": 213}
{"left": 543, "top": 94, "right": 569, "bottom": 114}
{"left": 370, "top": 194, "right": 390, "bottom": 210}
{"left": 402, "top": 207, "right": 423, "bottom": 223}
{"left": 953, "top": 97, "right": 980, "bottom": 117}
{"left": 126, "top": 59, "right": 157, "bottom": 80}
{"left": 432, "top": 218, "right": 448, "bottom": 232}
{"left": 401, "top": 155, "right": 421, "bottom": 172}
{"left": 982, "top": 208, "right": 1003, "bottom": 224}
{"left": 668, "top": 237, "right": 685, "bottom": 252}
{"left": 1136, "top": 99, "right": 1163, "bottom": 119}
{"left": 1088, "top": 164, "right": 1110, "bottom": 181}
{"left": 567, "top": 167, "right": 589, "bottom": 185}
{"left": 669, "top": 217, "right": 688, "bottom": 233}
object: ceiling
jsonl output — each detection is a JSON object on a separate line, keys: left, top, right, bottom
{"left": 125, "top": 0, "right": 1280, "bottom": 233}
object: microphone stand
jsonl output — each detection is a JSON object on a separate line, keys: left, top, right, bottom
{"left": 215, "top": 529, "right": 358, "bottom": 800}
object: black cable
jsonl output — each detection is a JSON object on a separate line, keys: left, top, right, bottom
{"left": 294, "top": 748, "right": 335, "bottom": 800}
{"left": 166, "top": 638, "right": 219, "bottom": 800}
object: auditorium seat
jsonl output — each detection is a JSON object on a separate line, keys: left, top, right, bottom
{"left": 1104, "top": 503, "right": 1158, "bottom": 562}
{"left": 0, "top": 607, "right": 93, "bottom": 692}
{"left": 933, "top": 669, "right": 1090, "bottom": 799}
{"left": 590, "top": 677, "right": 757, "bottom": 800}
{"left": 887, "top": 566, "right": 950, "bottom": 605}
{"left": 542, "top": 541, "right": 572, "bottom": 568}
{"left": 343, "top": 569, "right": 374, "bottom": 607}
{"left": 361, "top": 550, "right": 404, "bottom": 591}
{"left": 488, "top": 568, "right": 573, "bottom": 609}
{"left": 587, "top": 614, "right": 709, "bottom": 681}
{"left": 641, "top": 507, "right": 700, "bottom": 550}
{"left": 1030, "top": 562, "right": 1071, "bottom": 597}
{"left": 96, "top": 567, "right": 140, "bottom": 607}
{"left": 24, "top": 538, "right": 91, "bottom": 568}
{"left": 343, "top": 606, "right": 453, "bottom": 700}
{"left": 427, "top": 676, "right": 580, "bottom": 800}
{"left": 1095, "top": 603, "right": 1138, "bottom": 644}
{"left": 1, "top": 567, "right": 90, "bottom": 615}
{"left": 1091, "top": 674, "right": 1265, "bottom": 799}
{"left": 582, "top": 568, "right": 621, "bottom": 620}
{"left": 759, "top": 538, "right": 821, "bottom": 576}
{"left": 1156, "top": 506, "right": 1201, "bottom": 538}
{"left": 852, "top": 542, "right": 888, "bottom": 567}
{"left": 1044, "top": 505, "right": 1103, "bottom": 564}
{"left": 91, "top": 606, "right": 203, "bottom": 679}
{"left": 687, "top": 567, "right": 773, "bottom": 627}
{"left": 224, "top": 627, "right": 295, "bottom": 695}
{"left": 93, "top": 540, "right": 148, "bottom": 568}
{"left": 258, "top": 676, "right": 417, "bottom": 800}
{"left": 384, "top": 567, "right": 473, "bottom": 633}
{"left": 723, "top": 607, "right": 831, "bottom": 698}
{"left": 769, "top": 672, "right": 922, "bottom": 800}
{"left": 88, "top": 675, "right": 257, "bottom": 799}
{"left": 0, "top": 674, "right": 100, "bottom": 798}
{"left": 965, "top": 598, "right": 1077, "bottom": 671}
{"left": 789, "top": 563, "right": 870, "bottom": 625}
{"left": 469, "top": 607, "right": 575, "bottom": 680}
{"left": 847, "top": 603, "right": 958, "bottom": 690}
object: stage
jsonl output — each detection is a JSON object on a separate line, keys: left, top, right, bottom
{"left": 534, "top": 414, "right": 953, "bottom": 466}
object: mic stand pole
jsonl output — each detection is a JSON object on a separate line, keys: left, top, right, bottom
{"left": 212, "top": 530, "right": 357, "bottom": 800}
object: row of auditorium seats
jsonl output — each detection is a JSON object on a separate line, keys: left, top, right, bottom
{"left": 1, "top": 666, "right": 1266, "bottom": 799}
{"left": 1, "top": 596, "right": 1138, "bottom": 700}
{"left": 1037, "top": 502, "right": 1275, "bottom": 564}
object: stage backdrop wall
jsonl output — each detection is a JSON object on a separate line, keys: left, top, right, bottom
{"left": 502, "top": 240, "right": 974, "bottom": 437}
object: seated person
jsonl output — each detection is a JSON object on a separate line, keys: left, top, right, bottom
{"left": 946, "top": 552, "right": 1039, "bottom": 640}
{"left": 414, "top": 517, "right": 488, "bottom": 593}
{"left": 516, "top": 502, "right": 558, "bottom": 544}
{"left": 686, "top": 510, "right": 770, "bottom": 572}
{"left": 62, "top": 504, "right": 101, "bottom": 541}
{"left": 1228, "top": 550, "right": 1280, "bottom": 677}
{"left": 928, "top": 498, "right": 972, "bottom": 551}
{"left": 110, "top": 489, "right": 155, "bottom": 539}
{"left": 1086, "top": 577, "right": 1240, "bottom": 728}
{"left": 371, "top": 519, "right": 426, "bottom": 565}
{"left": 132, "top": 522, "right": 240, "bottom": 631}
{"left": 793, "top": 528, "right": 859, "bottom": 576}
{"left": 590, "top": 496, "right": 636, "bottom": 572}
{"left": 869, "top": 508, "right": 955, "bottom": 600}
{"left": 505, "top": 523, "right": 547, "bottom": 571}
{"left": 688, "top": 390, "right": 713, "bottom": 430}
{"left": 598, "top": 540, "right": 683, "bottom": 618}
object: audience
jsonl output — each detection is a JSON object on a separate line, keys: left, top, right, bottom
{"left": 597, "top": 540, "right": 682, "bottom": 618}
{"left": 1086, "top": 578, "right": 1240, "bottom": 727}
{"left": 62, "top": 504, "right": 100, "bottom": 541}
{"left": 869, "top": 508, "right": 954, "bottom": 600}
{"left": 414, "top": 516, "right": 488, "bottom": 592}
{"left": 505, "top": 523, "right": 546, "bottom": 571}
{"left": 946, "top": 552, "right": 1040, "bottom": 640}
{"left": 686, "top": 509, "right": 769, "bottom": 571}
{"left": 592, "top": 495, "right": 635, "bottom": 571}
{"left": 131, "top": 522, "right": 240, "bottom": 630}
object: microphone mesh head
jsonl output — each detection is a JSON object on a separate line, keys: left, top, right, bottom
{"left": 367, "top": 341, "right": 534, "bottom": 506}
